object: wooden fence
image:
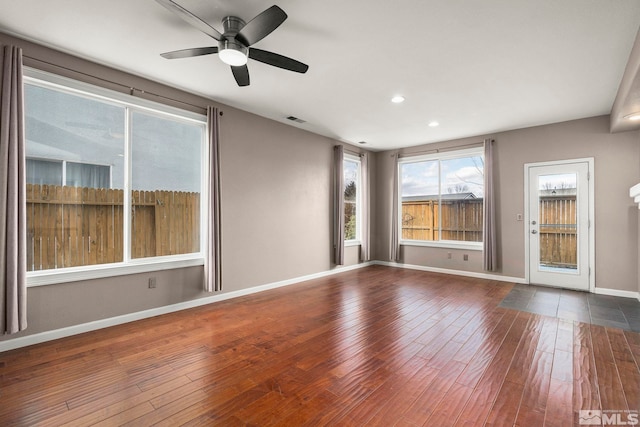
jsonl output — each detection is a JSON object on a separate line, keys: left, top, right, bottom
{"left": 539, "top": 196, "right": 576, "bottom": 268}
{"left": 402, "top": 196, "right": 578, "bottom": 268}
{"left": 26, "top": 184, "right": 200, "bottom": 271}
{"left": 402, "top": 199, "right": 483, "bottom": 242}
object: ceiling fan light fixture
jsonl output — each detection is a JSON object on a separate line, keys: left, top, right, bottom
{"left": 158, "top": 3, "right": 308, "bottom": 86}
{"left": 218, "top": 39, "right": 248, "bottom": 66}
{"left": 623, "top": 112, "right": 640, "bottom": 121}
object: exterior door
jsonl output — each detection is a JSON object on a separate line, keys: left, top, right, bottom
{"left": 526, "top": 160, "right": 592, "bottom": 291}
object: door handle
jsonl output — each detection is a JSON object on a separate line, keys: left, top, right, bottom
{"left": 531, "top": 230, "right": 538, "bottom": 234}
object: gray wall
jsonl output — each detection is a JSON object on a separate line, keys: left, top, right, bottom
{"left": 374, "top": 116, "right": 640, "bottom": 292}
{"left": 219, "top": 107, "right": 369, "bottom": 292}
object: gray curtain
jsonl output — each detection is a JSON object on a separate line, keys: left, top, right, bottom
{"left": 333, "top": 145, "right": 344, "bottom": 265}
{"left": 390, "top": 152, "right": 400, "bottom": 262}
{"left": 0, "top": 45, "right": 27, "bottom": 334}
{"left": 359, "top": 152, "right": 370, "bottom": 262}
{"left": 483, "top": 138, "right": 497, "bottom": 271}
{"left": 204, "top": 106, "right": 222, "bottom": 292}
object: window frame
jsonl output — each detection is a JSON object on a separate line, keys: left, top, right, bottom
{"left": 398, "top": 147, "right": 484, "bottom": 251}
{"left": 24, "top": 68, "right": 208, "bottom": 287}
{"left": 343, "top": 153, "right": 362, "bottom": 246}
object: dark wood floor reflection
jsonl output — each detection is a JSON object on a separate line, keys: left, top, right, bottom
{"left": 1, "top": 266, "right": 639, "bottom": 426}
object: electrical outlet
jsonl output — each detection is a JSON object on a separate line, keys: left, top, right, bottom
{"left": 463, "top": 254, "right": 469, "bottom": 261}
{"left": 447, "top": 252, "right": 452, "bottom": 259}
{"left": 148, "top": 277, "right": 157, "bottom": 289}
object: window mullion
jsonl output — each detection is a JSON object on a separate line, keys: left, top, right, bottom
{"left": 437, "top": 160, "right": 442, "bottom": 242}
{"left": 123, "top": 107, "right": 132, "bottom": 263}
{"left": 201, "top": 126, "right": 209, "bottom": 256}
{"left": 357, "top": 160, "right": 362, "bottom": 241}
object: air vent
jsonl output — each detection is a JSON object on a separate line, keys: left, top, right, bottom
{"left": 286, "top": 115, "right": 306, "bottom": 124}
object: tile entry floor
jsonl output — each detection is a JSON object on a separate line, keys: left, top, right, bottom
{"left": 499, "top": 283, "right": 640, "bottom": 332}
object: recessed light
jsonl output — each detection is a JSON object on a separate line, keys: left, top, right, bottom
{"left": 624, "top": 112, "right": 640, "bottom": 121}
{"left": 391, "top": 95, "right": 405, "bottom": 104}
{"left": 428, "top": 121, "right": 439, "bottom": 127}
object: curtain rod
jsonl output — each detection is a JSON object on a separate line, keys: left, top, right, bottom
{"left": 397, "top": 140, "right": 490, "bottom": 158}
{"left": 344, "top": 147, "right": 366, "bottom": 157}
{"left": 336, "top": 144, "right": 366, "bottom": 157}
{"left": 23, "top": 55, "right": 208, "bottom": 112}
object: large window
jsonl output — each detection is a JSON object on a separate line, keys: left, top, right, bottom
{"left": 399, "top": 147, "right": 484, "bottom": 247}
{"left": 24, "top": 69, "right": 206, "bottom": 283}
{"left": 344, "top": 154, "right": 361, "bottom": 243}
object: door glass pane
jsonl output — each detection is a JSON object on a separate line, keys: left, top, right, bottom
{"left": 538, "top": 173, "right": 577, "bottom": 271}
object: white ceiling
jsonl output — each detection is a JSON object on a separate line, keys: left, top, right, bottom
{"left": 1, "top": 0, "right": 639, "bottom": 151}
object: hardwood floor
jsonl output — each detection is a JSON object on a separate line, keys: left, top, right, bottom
{"left": 1, "top": 265, "right": 638, "bottom": 426}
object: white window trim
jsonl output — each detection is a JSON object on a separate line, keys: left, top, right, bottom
{"left": 398, "top": 146, "right": 484, "bottom": 249}
{"left": 398, "top": 146, "right": 483, "bottom": 164}
{"left": 24, "top": 68, "right": 204, "bottom": 123}
{"left": 24, "top": 68, "right": 208, "bottom": 286}
{"left": 344, "top": 153, "right": 362, "bottom": 245}
{"left": 27, "top": 257, "right": 205, "bottom": 287}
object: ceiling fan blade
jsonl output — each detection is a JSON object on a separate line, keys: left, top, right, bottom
{"left": 236, "top": 5, "right": 287, "bottom": 46}
{"left": 156, "top": 0, "right": 222, "bottom": 41}
{"left": 248, "top": 48, "right": 309, "bottom": 73}
{"left": 231, "top": 65, "right": 250, "bottom": 86}
{"left": 161, "top": 46, "right": 218, "bottom": 59}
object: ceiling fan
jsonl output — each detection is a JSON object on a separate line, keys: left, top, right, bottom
{"left": 156, "top": 1, "right": 309, "bottom": 87}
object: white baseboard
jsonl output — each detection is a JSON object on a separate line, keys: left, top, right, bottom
{"left": 373, "top": 261, "right": 528, "bottom": 284}
{"left": 0, "top": 262, "right": 373, "bottom": 353}
{"left": 3, "top": 260, "right": 636, "bottom": 353}
{"left": 594, "top": 287, "right": 640, "bottom": 301}
{"left": 375, "top": 261, "right": 640, "bottom": 301}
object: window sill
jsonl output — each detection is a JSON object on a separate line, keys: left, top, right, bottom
{"left": 27, "top": 255, "right": 205, "bottom": 287}
{"left": 345, "top": 240, "right": 362, "bottom": 247}
{"left": 400, "top": 240, "right": 483, "bottom": 251}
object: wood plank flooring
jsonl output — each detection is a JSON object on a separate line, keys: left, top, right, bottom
{"left": 1, "top": 265, "right": 638, "bottom": 426}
